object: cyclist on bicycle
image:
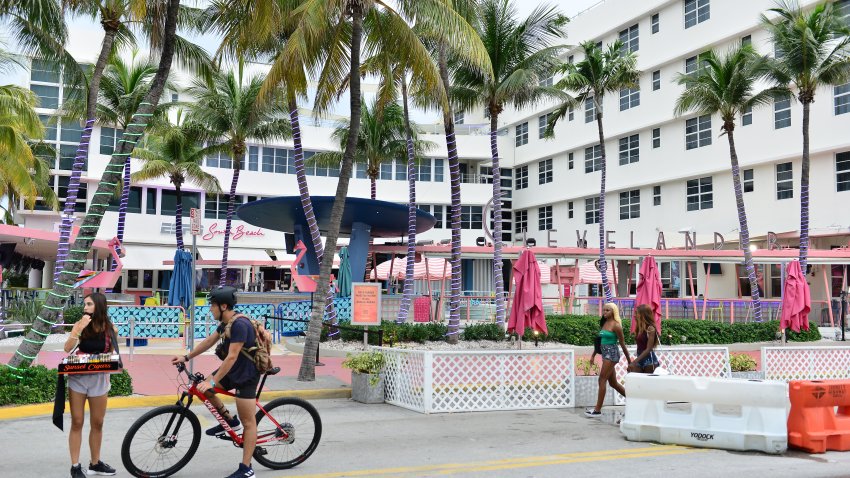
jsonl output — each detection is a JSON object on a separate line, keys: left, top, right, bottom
{"left": 172, "top": 286, "right": 258, "bottom": 478}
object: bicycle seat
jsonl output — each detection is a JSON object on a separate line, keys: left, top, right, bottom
{"left": 266, "top": 367, "right": 281, "bottom": 376}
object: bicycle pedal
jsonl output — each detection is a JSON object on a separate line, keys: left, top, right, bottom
{"left": 215, "top": 434, "right": 234, "bottom": 442}
{"left": 254, "top": 447, "right": 267, "bottom": 456}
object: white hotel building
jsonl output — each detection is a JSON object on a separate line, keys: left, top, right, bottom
{"left": 3, "top": 0, "right": 850, "bottom": 312}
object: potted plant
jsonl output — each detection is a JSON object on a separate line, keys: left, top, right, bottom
{"left": 342, "top": 350, "right": 385, "bottom": 404}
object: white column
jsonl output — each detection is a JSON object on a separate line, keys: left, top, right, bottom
{"left": 28, "top": 266, "right": 43, "bottom": 289}
{"left": 42, "top": 261, "right": 54, "bottom": 288}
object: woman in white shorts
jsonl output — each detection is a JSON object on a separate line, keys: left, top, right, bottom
{"left": 63, "top": 292, "right": 118, "bottom": 478}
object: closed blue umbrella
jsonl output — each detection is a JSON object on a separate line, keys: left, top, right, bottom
{"left": 337, "top": 246, "right": 352, "bottom": 297}
{"left": 168, "top": 249, "right": 193, "bottom": 311}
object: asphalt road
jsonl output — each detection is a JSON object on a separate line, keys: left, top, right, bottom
{"left": 6, "top": 399, "right": 850, "bottom": 478}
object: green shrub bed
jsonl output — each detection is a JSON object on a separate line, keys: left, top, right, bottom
{"left": 0, "top": 366, "right": 133, "bottom": 406}
{"left": 318, "top": 314, "right": 820, "bottom": 346}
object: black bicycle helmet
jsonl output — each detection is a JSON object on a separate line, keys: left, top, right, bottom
{"left": 208, "top": 286, "right": 237, "bottom": 308}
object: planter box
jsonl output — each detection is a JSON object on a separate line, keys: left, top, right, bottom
{"left": 574, "top": 375, "right": 616, "bottom": 408}
{"left": 730, "top": 371, "right": 764, "bottom": 380}
{"left": 351, "top": 372, "right": 384, "bottom": 404}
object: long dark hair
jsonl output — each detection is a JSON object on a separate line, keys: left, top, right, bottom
{"left": 80, "top": 292, "right": 112, "bottom": 341}
{"left": 635, "top": 304, "right": 654, "bottom": 335}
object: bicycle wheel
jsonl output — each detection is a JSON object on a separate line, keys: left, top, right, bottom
{"left": 253, "top": 397, "right": 322, "bottom": 470}
{"left": 121, "top": 405, "right": 201, "bottom": 478}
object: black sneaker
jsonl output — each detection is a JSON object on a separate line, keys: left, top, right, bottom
{"left": 206, "top": 416, "right": 242, "bottom": 436}
{"left": 584, "top": 409, "right": 602, "bottom": 418}
{"left": 224, "top": 463, "right": 255, "bottom": 478}
{"left": 70, "top": 464, "right": 86, "bottom": 478}
{"left": 87, "top": 460, "right": 116, "bottom": 476}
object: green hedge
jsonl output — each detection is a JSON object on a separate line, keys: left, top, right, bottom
{"left": 315, "top": 314, "right": 821, "bottom": 346}
{"left": 0, "top": 366, "right": 133, "bottom": 406}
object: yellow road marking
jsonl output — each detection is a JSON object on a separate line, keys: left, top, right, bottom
{"left": 283, "top": 445, "right": 704, "bottom": 478}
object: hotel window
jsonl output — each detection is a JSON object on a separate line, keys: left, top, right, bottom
{"left": 619, "top": 24, "right": 639, "bottom": 53}
{"left": 31, "top": 84, "right": 59, "bottom": 109}
{"left": 57, "top": 176, "right": 87, "bottom": 212}
{"left": 161, "top": 190, "right": 199, "bottom": 217}
{"left": 515, "top": 122, "right": 528, "bottom": 146}
{"left": 619, "top": 87, "right": 640, "bottom": 111}
{"left": 837, "top": 151, "right": 850, "bottom": 192}
{"left": 60, "top": 120, "right": 84, "bottom": 143}
{"left": 651, "top": 13, "right": 660, "bottom": 34}
{"left": 379, "top": 161, "right": 393, "bottom": 180}
{"left": 619, "top": 189, "right": 640, "bottom": 220}
{"left": 39, "top": 115, "right": 57, "bottom": 141}
{"left": 461, "top": 205, "right": 483, "bottom": 229}
{"left": 108, "top": 186, "right": 142, "bottom": 214}
{"left": 685, "top": 114, "right": 712, "bottom": 150}
{"left": 568, "top": 106, "right": 574, "bottom": 121}
{"left": 539, "top": 75, "right": 553, "bottom": 87}
{"left": 100, "top": 127, "right": 123, "bottom": 155}
{"left": 684, "top": 0, "right": 710, "bottom": 29}
{"left": 568, "top": 201, "right": 574, "bottom": 219}
{"left": 432, "top": 205, "right": 444, "bottom": 229}
{"left": 515, "top": 209, "right": 527, "bottom": 234}
{"left": 742, "top": 35, "right": 752, "bottom": 46}
{"left": 146, "top": 189, "right": 157, "bottom": 214}
{"left": 585, "top": 197, "right": 601, "bottom": 224}
{"left": 355, "top": 162, "right": 368, "bottom": 179}
{"left": 261, "top": 148, "right": 287, "bottom": 173}
{"left": 415, "top": 159, "right": 430, "bottom": 182}
{"left": 59, "top": 144, "right": 80, "bottom": 170}
{"left": 742, "top": 105, "right": 753, "bottom": 126}
{"left": 835, "top": 82, "right": 850, "bottom": 115}
{"left": 30, "top": 59, "right": 60, "bottom": 83}
{"left": 394, "top": 159, "right": 407, "bottom": 180}
{"left": 653, "top": 185, "right": 661, "bottom": 205}
{"left": 454, "top": 111, "right": 464, "bottom": 125}
{"left": 538, "top": 205, "right": 553, "bottom": 231}
{"left": 538, "top": 159, "right": 553, "bottom": 184}
{"left": 743, "top": 168, "right": 754, "bottom": 192}
{"left": 685, "top": 52, "right": 710, "bottom": 76}
{"left": 515, "top": 165, "right": 528, "bottom": 189}
{"left": 538, "top": 112, "right": 554, "bottom": 138}
{"left": 171, "top": 93, "right": 178, "bottom": 103}
{"left": 568, "top": 152, "right": 574, "bottom": 169}
{"left": 247, "top": 146, "right": 259, "bottom": 171}
{"left": 774, "top": 96, "right": 791, "bottom": 129}
{"left": 776, "top": 162, "right": 793, "bottom": 200}
{"left": 686, "top": 176, "right": 713, "bottom": 211}
{"left": 208, "top": 151, "right": 232, "bottom": 169}
{"left": 585, "top": 97, "right": 596, "bottom": 123}
{"left": 205, "top": 193, "right": 228, "bottom": 219}
{"left": 585, "top": 145, "right": 602, "bottom": 173}
{"left": 652, "top": 70, "right": 661, "bottom": 91}
{"left": 434, "top": 158, "right": 445, "bottom": 182}
{"left": 652, "top": 128, "right": 661, "bottom": 148}
{"left": 619, "top": 134, "right": 639, "bottom": 165}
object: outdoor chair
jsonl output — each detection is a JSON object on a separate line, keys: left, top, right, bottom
{"left": 708, "top": 302, "right": 725, "bottom": 322}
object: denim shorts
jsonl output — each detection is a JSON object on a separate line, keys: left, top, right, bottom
{"left": 68, "top": 373, "right": 111, "bottom": 397}
{"left": 637, "top": 351, "right": 659, "bottom": 368}
{"left": 600, "top": 344, "right": 620, "bottom": 363}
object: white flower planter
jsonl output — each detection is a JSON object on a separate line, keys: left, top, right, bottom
{"left": 574, "top": 375, "right": 616, "bottom": 408}
{"left": 351, "top": 372, "right": 385, "bottom": 404}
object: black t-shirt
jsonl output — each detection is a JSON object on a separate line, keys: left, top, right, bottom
{"left": 216, "top": 316, "right": 258, "bottom": 385}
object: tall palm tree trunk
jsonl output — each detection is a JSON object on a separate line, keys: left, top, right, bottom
{"left": 174, "top": 183, "right": 185, "bottom": 250}
{"left": 288, "top": 98, "right": 337, "bottom": 336}
{"left": 489, "top": 111, "right": 505, "bottom": 326}
{"left": 54, "top": 27, "right": 118, "bottom": 283}
{"left": 219, "top": 166, "right": 240, "bottom": 286}
{"left": 438, "top": 45, "right": 461, "bottom": 344}
{"left": 8, "top": 0, "right": 181, "bottom": 372}
{"left": 595, "top": 110, "right": 613, "bottom": 302}
{"left": 397, "top": 76, "right": 417, "bottom": 323}
{"left": 726, "top": 126, "right": 762, "bottom": 321}
{"left": 108, "top": 158, "right": 131, "bottom": 291}
{"left": 370, "top": 177, "right": 377, "bottom": 200}
{"left": 798, "top": 97, "right": 812, "bottom": 272}
{"left": 298, "top": 5, "right": 363, "bottom": 380}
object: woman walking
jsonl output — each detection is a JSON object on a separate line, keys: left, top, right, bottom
{"left": 586, "top": 302, "right": 631, "bottom": 417}
{"left": 63, "top": 292, "right": 118, "bottom": 477}
{"left": 628, "top": 304, "right": 660, "bottom": 374}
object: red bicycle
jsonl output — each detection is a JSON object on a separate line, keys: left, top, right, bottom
{"left": 120, "top": 363, "right": 321, "bottom": 478}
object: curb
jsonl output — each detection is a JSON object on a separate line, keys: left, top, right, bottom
{"left": 0, "top": 388, "right": 351, "bottom": 421}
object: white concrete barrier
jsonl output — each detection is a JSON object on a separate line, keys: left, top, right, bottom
{"left": 620, "top": 374, "right": 788, "bottom": 454}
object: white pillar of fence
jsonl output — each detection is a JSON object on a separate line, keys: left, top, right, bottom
{"left": 761, "top": 346, "right": 850, "bottom": 382}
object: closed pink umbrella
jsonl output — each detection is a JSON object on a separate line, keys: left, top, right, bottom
{"left": 508, "top": 249, "right": 548, "bottom": 336}
{"left": 633, "top": 256, "right": 662, "bottom": 334}
{"left": 781, "top": 261, "right": 811, "bottom": 332}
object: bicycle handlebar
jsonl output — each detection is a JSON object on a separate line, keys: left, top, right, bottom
{"left": 175, "top": 362, "right": 205, "bottom": 384}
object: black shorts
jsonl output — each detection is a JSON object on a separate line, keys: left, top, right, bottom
{"left": 213, "top": 369, "right": 260, "bottom": 399}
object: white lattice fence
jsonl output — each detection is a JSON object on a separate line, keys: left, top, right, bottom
{"left": 378, "top": 347, "right": 574, "bottom": 414}
{"left": 613, "top": 346, "right": 731, "bottom": 405}
{"left": 761, "top": 346, "right": 850, "bottom": 382}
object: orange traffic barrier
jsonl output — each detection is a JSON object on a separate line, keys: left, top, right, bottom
{"left": 787, "top": 380, "right": 850, "bottom": 453}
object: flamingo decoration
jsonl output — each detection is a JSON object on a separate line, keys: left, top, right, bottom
{"left": 74, "top": 237, "right": 125, "bottom": 289}
{"left": 290, "top": 240, "right": 336, "bottom": 293}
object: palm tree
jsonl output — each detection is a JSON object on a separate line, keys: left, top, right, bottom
{"left": 8, "top": 0, "right": 182, "bottom": 373}
{"left": 61, "top": 51, "right": 170, "bottom": 272}
{"left": 452, "top": 0, "right": 567, "bottom": 326}
{"left": 762, "top": 0, "right": 850, "bottom": 272}
{"left": 276, "top": 0, "right": 489, "bottom": 379}
{"left": 185, "top": 68, "right": 291, "bottom": 287}
{"left": 0, "top": 83, "right": 59, "bottom": 221}
{"left": 675, "top": 46, "right": 779, "bottom": 322}
{"left": 131, "top": 112, "right": 222, "bottom": 249}
{"left": 547, "top": 41, "right": 639, "bottom": 303}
